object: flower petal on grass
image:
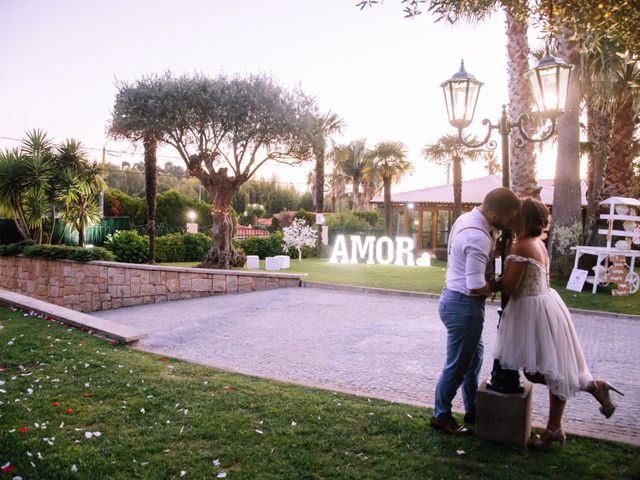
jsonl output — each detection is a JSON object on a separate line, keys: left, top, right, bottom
{"left": 1, "top": 462, "right": 13, "bottom": 473}
{"left": 217, "top": 473, "right": 227, "bottom": 479}
{"left": 51, "top": 402, "right": 60, "bottom": 407}
{"left": 19, "top": 427, "right": 28, "bottom": 433}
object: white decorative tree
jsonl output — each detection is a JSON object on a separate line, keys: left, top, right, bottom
{"left": 283, "top": 218, "right": 317, "bottom": 261}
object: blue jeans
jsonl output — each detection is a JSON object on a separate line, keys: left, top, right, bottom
{"left": 434, "top": 288, "right": 485, "bottom": 420}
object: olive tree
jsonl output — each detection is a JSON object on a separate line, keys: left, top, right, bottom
{"left": 155, "top": 73, "right": 317, "bottom": 268}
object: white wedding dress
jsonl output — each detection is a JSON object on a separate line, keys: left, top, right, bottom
{"left": 493, "top": 255, "right": 593, "bottom": 400}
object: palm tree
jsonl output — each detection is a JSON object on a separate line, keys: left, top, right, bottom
{"left": 422, "top": 134, "right": 483, "bottom": 222}
{"left": 549, "top": 30, "right": 584, "bottom": 276}
{"left": 56, "top": 141, "right": 106, "bottom": 247}
{"left": 333, "top": 139, "right": 368, "bottom": 211}
{"left": 600, "top": 52, "right": 640, "bottom": 199}
{"left": 0, "top": 130, "right": 55, "bottom": 244}
{"left": 326, "top": 168, "right": 348, "bottom": 213}
{"left": 483, "top": 150, "right": 502, "bottom": 176}
{"left": 364, "top": 141, "right": 413, "bottom": 237}
{"left": 110, "top": 82, "right": 164, "bottom": 263}
{"left": 311, "top": 111, "right": 344, "bottom": 213}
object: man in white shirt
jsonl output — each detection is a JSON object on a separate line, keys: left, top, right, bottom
{"left": 430, "top": 187, "right": 521, "bottom": 435}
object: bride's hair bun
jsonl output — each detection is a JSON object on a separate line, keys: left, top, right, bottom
{"left": 522, "top": 198, "right": 550, "bottom": 238}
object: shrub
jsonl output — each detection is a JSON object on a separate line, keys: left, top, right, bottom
{"left": 0, "top": 240, "right": 34, "bottom": 257}
{"left": 433, "top": 247, "right": 448, "bottom": 261}
{"left": 155, "top": 233, "right": 183, "bottom": 263}
{"left": 326, "top": 212, "right": 371, "bottom": 232}
{"left": 21, "top": 244, "right": 115, "bottom": 262}
{"left": 239, "top": 232, "right": 284, "bottom": 259}
{"left": 180, "top": 233, "right": 211, "bottom": 262}
{"left": 295, "top": 208, "right": 316, "bottom": 226}
{"left": 269, "top": 216, "right": 281, "bottom": 233}
{"left": 104, "top": 230, "right": 149, "bottom": 263}
{"left": 155, "top": 233, "right": 212, "bottom": 263}
{"left": 353, "top": 210, "right": 379, "bottom": 227}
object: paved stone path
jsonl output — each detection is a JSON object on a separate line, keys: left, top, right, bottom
{"left": 95, "top": 287, "right": 640, "bottom": 446}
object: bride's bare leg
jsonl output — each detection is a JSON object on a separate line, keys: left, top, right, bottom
{"left": 547, "top": 389, "right": 566, "bottom": 432}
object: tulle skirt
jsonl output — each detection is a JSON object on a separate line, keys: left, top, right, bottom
{"left": 493, "top": 288, "right": 593, "bottom": 400}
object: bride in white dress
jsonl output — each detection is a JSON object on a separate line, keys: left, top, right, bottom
{"left": 493, "top": 198, "right": 623, "bottom": 450}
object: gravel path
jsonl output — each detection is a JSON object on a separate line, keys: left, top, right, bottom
{"left": 94, "top": 287, "right": 640, "bottom": 446}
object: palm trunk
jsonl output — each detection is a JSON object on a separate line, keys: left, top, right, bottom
{"left": 352, "top": 176, "right": 360, "bottom": 211}
{"left": 585, "top": 104, "right": 611, "bottom": 245}
{"left": 384, "top": 177, "right": 393, "bottom": 237}
{"left": 199, "top": 173, "right": 244, "bottom": 269}
{"left": 315, "top": 144, "right": 325, "bottom": 213}
{"left": 143, "top": 134, "right": 158, "bottom": 263}
{"left": 452, "top": 157, "right": 462, "bottom": 222}
{"left": 602, "top": 83, "right": 635, "bottom": 198}
{"left": 505, "top": 8, "right": 538, "bottom": 197}
{"left": 78, "top": 221, "right": 85, "bottom": 247}
{"left": 549, "top": 31, "right": 583, "bottom": 277}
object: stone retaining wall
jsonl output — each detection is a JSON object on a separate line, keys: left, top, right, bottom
{"left": 0, "top": 256, "right": 302, "bottom": 313}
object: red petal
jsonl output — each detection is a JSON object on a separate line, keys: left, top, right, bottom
{"left": 66, "top": 408, "right": 74, "bottom": 414}
{"left": 1, "top": 463, "right": 13, "bottom": 473}
{"left": 226, "top": 386, "right": 233, "bottom": 392}
{"left": 51, "top": 402, "right": 61, "bottom": 407}
{"left": 19, "top": 427, "right": 29, "bottom": 432}
{"left": 82, "top": 393, "right": 93, "bottom": 397}
{"left": 0, "top": 366, "right": 5, "bottom": 372}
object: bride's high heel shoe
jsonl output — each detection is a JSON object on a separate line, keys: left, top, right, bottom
{"left": 530, "top": 428, "right": 566, "bottom": 451}
{"left": 587, "top": 380, "right": 624, "bottom": 419}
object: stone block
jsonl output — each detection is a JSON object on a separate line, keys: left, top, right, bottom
{"left": 143, "top": 295, "right": 155, "bottom": 304}
{"left": 123, "top": 297, "right": 143, "bottom": 307}
{"left": 101, "top": 301, "right": 112, "bottom": 310}
{"left": 166, "top": 277, "right": 180, "bottom": 293}
{"left": 212, "top": 278, "right": 226, "bottom": 292}
{"left": 227, "top": 275, "right": 238, "bottom": 293}
{"left": 238, "top": 277, "right": 255, "bottom": 293}
{"left": 141, "top": 284, "right": 156, "bottom": 296}
{"left": 192, "top": 278, "right": 211, "bottom": 292}
{"left": 154, "top": 284, "right": 167, "bottom": 295}
{"left": 155, "top": 294, "right": 167, "bottom": 303}
{"left": 475, "top": 381, "right": 532, "bottom": 448}
{"left": 167, "top": 292, "right": 182, "bottom": 301}
{"left": 111, "top": 298, "right": 123, "bottom": 309}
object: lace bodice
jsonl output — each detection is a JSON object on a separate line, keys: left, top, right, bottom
{"left": 505, "top": 254, "right": 550, "bottom": 296}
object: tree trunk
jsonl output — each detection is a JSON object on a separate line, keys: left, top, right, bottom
{"left": 315, "top": 143, "right": 325, "bottom": 214}
{"left": 78, "top": 222, "right": 85, "bottom": 247}
{"left": 383, "top": 177, "right": 393, "bottom": 238}
{"left": 602, "top": 83, "right": 636, "bottom": 199}
{"left": 505, "top": 8, "right": 538, "bottom": 198}
{"left": 549, "top": 32, "right": 583, "bottom": 277}
{"left": 331, "top": 195, "right": 336, "bottom": 213}
{"left": 585, "top": 104, "right": 611, "bottom": 245}
{"left": 452, "top": 157, "right": 462, "bottom": 222}
{"left": 352, "top": 176, "right": 360, "bottom": 211}
{"left": 199, "top": 173, "right": 243, "bottom": 269}
{"left": 143, "top": 134, "right": 158, "bottom": 263}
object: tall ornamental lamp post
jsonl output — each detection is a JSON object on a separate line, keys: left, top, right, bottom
{"left": 441, "top": 49, "right": 573, "bottom": 394}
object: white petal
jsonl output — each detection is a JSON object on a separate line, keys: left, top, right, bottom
{"left": 71, "top": 464, "right": 78, "bottom": 473}
{"left": 217, "top": 473, "right": 227, "bottom": 479}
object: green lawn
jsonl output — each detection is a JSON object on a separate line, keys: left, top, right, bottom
{"left": 160, "top": 258, "right": 640, "bottom": 315}
{"left": 1, "top": 307, "right": 639, "bottom": 479}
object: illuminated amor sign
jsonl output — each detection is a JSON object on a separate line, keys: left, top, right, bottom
{"left": 329, "top": 235, "right": 431, "bottom": 267}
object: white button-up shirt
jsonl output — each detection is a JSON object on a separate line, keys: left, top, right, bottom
{"left": 444, "top": 207, "right": 494, "bottom": 296}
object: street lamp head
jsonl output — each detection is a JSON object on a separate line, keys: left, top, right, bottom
{"left": 441, "top": 60, "right": 484, "bottom": 130}
{"left": 187, "top": 210, "right": 197, "bottom": 222}
{"left": 525, "top": 49, "right": 573, "bottom": 120}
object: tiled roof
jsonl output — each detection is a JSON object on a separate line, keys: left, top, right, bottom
{"left": 370, "top": 175, "right": 587, "bottom": 207}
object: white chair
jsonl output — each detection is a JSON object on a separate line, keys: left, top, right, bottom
{"left": 265, "top": 257, "right": 281, "bottom": 271}
{"left": 275, "top": 255, "right": 290, "bottom": 269}
{"left": 246, "top": 255, "right": 260, "bottom": 269}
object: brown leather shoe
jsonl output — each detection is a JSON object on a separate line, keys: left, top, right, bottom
{"left": 430, "top": 416, "right": 470, "bottom": 436}
{"left": 463, "top": 412, "right": 476, "bottom": 425}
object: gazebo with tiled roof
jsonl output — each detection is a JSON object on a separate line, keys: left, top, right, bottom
{"left": 370, "top": 175, "right": 587, "bottom": 251}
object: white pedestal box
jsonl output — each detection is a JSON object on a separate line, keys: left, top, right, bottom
{"left": 265, "top": 257, "right": 281, "bottom": 271}
{"left": 245, "top": 255, "right": 260, "bottom": 269}
{"left": 275, "top": 255, "right": 290, "bottom": 269}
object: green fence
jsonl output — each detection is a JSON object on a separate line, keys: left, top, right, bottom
{"left": 52, "top": 217, "right": 131, "bottom": 246}
{"left": 0, "top": 217, "right": 132, "bottom": 246}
